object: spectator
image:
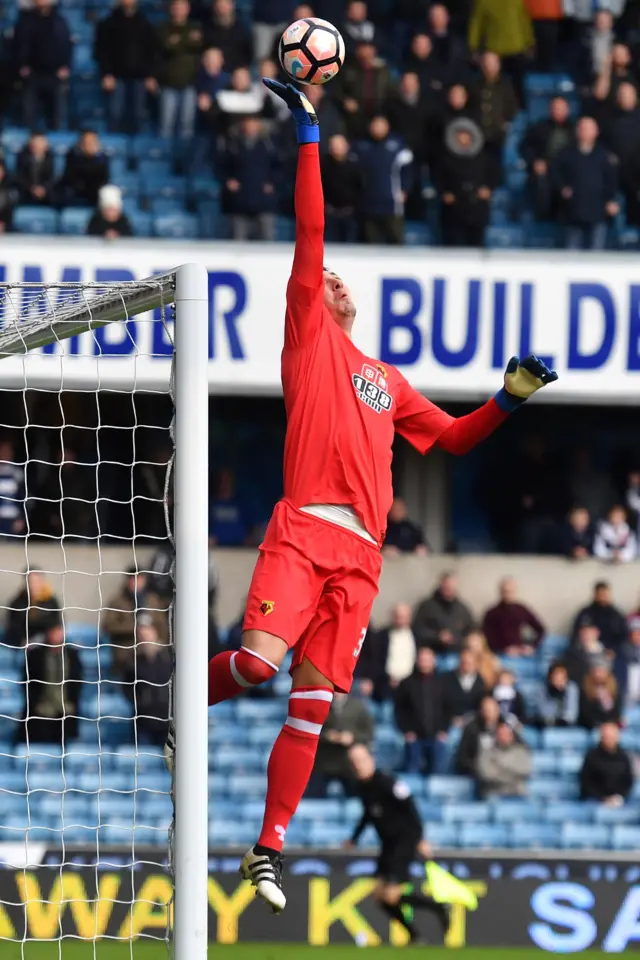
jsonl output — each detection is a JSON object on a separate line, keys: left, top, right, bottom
{"left": 94, "top": 0, "right": 157, "bottom": 133}
{"left": 590, "top": 10, "right": 615, "bottom": 82}
{"left": 455, "top": 695, "right": 501, "bottom": 775}
{"left": 626, "top": 469, "right": 640, "bottom": 536}
{"left": 437, "top": 119, "right": 493, "bottom": 248}
{"left": 462, "top": 630, "right": 500, "bottom": 689}
{"left": 58, "top": 130, "right": 110, "bottom": 208}
{"left": 386, "top": 73, "right": 431, "bottom": 162}
{"left": 521, "top": 96, "right": 574, "bottom": 220}
{"left": 337, "top": 41, "right": 396, "bottom": 138}
{"left": 475, "top": 720, "right": 532, "bottom": 799}
{"left": 103, "top": 567, "right": 169, "bottom": 675}
{"left": 15, "top": 132, "right": 54, "bottom": 206}
{"left": 553, "top": 115, "right": 618, "bottom": 251}
{"left": 593, "top": 43, "right": 637, "bottom": 110}
{"left": 615, "top": 616, "right": 640, "bottom": 708}
{"left": 88, "top": 185, "right": 133, "bottom": 240}
{"left": 492, "top": 668, "right": 526, "bottom": 723}
{"left": 468, "top": 0, "right": 534, "bottom": 102}
{"left": 209, "top": 467, "right": 250, "bottom": 544}
{"left": 394, "top": 647, "right": 448, "bottom": 774}
{"left": 203, "top": 0, "right": 253, "bottom": 71}
{"left": 572, "top": 581, "right": 628, "bottom": 654}
{"left": 524, "top": 0, "right": 563, "bottom": 70}
{"left": 562, "top": 506, "right": 594, "bottom": 560}
{"left": 482, "top": 576, "right": 545, "bottom": 657}
{"left": 342, "top": 0, "right": 377, "bottom": 55}
{"left": 427, "top": 3, "right": 468, "bottom": 77}
{"left": 412, "top": 572, "right": 474, "bottom": 652}
{"left": 580, "top": 722, "right": 633, "bottom": 805}
{"left": 216, "top": 67, "right": 266, "bottom": 134}
{"left": 383, "top": 496, "right": 428, "bottom": 556}
{"left": 15, "top": 0, "right": 71, "bottom": 130}
{"left": 404, "top": 33, "right": 451, "bottom": 105}
{"left": 300, "top": 85, "right": 346, "bottom": 155}
{"left": 124, "top": 618, "right": 173, "bottom": 747}
{"left": 469, "top": 53, "right": 518, "bottom": 178}
{"left": 19, "top": 618, "right": 81, "bottom": 744}
{"left": 0, "top": 163, "right": 18, "bottom": 234}
{"left": 579, "top": 661, "right": 622, "bottom": 729}
{"left": 359, "top": 603, "right": 417, "bottom": 701}
{"left": 195, "top": 47, "right": 228, "bottom": 124}
{"left": 605, "top": 83, "right": 640, "bottom": 175}
{"left": 441, "top": 647, "right": 486, "bottom": 727}
{"left": 149, "top": 542, "right": 218, "bottom": 655}
{"left": 354, "top": 115, "right": 412, "bottom": 244}
{"left": 311, "top": 691, "right": 374, "bottom": 796}
{"left": 594, "top": 505, "right": 638, "bottom": 564}
{"left": 535, "top": 661, "right": 580, "bottom": 727}
{"left": 5, "top": 570, "right": 61, "bottom": 649}
{"left": 564, "top": 623, "right": 607, "bottom": 685}
{"left": 252, "top": 0, "right": 290, "bottom": 62}
{"left": 260, "top": 56, "right": 291, "bottom": 123}
{"left": 222, "top": 115, "right": 276, "bottom": 242}
{"left": 321, "top": 134, "right": 361, "bottom": 243}
{"left": 156, "top": 0, "right": 203, "bottom": 140}
{"left": 0, "top": 437, "right": 25, "bottom": 537}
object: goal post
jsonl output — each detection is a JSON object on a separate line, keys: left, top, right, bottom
{"left": 0, "top": 263, "right": 210, "bottom": 959}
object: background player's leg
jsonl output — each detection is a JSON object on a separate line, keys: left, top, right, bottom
{"left": 208, "top": 630, "right": 287, "bottom": 705}
{"left": 374, "top": 881, "right": 421, "bottom": 942}
{"left": 257, "top": 656, "right": 334, "bottom": 850}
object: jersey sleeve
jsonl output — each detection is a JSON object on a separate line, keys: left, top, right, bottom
{"left": 285, "top": 143, "right": 325, "bottom": 349}
{"left": 392, "top": 372, "right": 455, "bottom": 455}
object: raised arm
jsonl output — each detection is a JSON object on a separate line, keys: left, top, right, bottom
{"left": 263, "top": 78, "right": 325, "bottom": 346}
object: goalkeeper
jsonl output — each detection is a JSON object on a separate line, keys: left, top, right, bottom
{"left": 172, "top": 79, "right": 557, "bottom": 914}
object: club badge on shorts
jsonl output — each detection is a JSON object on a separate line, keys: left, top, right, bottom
{"left": 260, "top": 600, "right": 275, "bottom": 616}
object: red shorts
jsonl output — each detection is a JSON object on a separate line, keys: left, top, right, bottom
{"left": 243, "top": 499, "right": 382, "bottom": 692}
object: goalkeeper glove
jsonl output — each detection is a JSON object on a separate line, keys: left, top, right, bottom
{"left": 495, "top": 355, "right": 558, "bottom": 413}
{"left": 263, "top": 77, "right": 319, "bottom": 144}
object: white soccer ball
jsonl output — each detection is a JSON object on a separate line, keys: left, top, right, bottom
{"left": 279, "top": 17, "right": 346, "bottom": 85}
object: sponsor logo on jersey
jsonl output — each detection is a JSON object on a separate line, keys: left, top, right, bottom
{"left": 260, "top": 600, "right": 275, "bottom": 616}
{"left": 352, "top": 363, "right": 393, "bottom": 415}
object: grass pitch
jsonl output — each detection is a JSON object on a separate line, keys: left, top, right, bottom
{"left": 1, "top": 945, "right": 608, "bottom": 959}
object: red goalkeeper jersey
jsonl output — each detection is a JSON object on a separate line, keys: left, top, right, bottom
{"left": 281, "top": 144, "right": 507, "bottom": 545}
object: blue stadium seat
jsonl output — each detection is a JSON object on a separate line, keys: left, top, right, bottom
{"left": 441, "top": 802, "right": 490, "bottom": 823}
{"left": 296, "top": 799, "right": 343, "bottom": 822}
{"left": 561, "top": 823, "right": 611, "bottom": 849}
{"left": 14, "top": 206, "right": 59, "bottom": 235}
{"left": 60, "top": 206, "right": 94, "bottom": 235}
{"left": 190, "top": 176, "right": 221, "bottom": 201}
{"left": 425, "top": 823, "right": 458, "bottom": 847}
{"left": 275, "top": 216, "right": 295, "bottom": 242}
{"left": 144, "top": 176, "right": 188, "bottom": 201}
{"left": 526, "top": 222, "right": 561, "bottom": 249}
{"left": 624, "top": 705, "right": 640, "bottom": 729}
{"left": 425, "top": 777, "right": 475, "bottom": 802}
{"left": 1, "top": 127, "right": 29, "bottom": 155}
{"left": 139, "top": 158, "right": 173, "bottom": 180}
{"left": 153, "top": 213, "right": 199, "bottom": 239}
{"left": 150, "top": 196, "right": 185, "bottom": 216}
{"left": 399, "top": 773, "right": 426, "bottom": 798}
{"left": 416, "top": 799, "right": 443, "bottom": 822}
{"left": 100, "top": 134, "right": 129, "bottom": 158}
{"left": 127, "top": 210, "right": 152, "bottom": 238}
{"left": 510, "top": 822, "right": 562, "bottom": 849}
{"left": 113, "top": 173, "right": 141, "bottom": 201}
{"left": 404, "top": 222, "right": 433, "bottom": 246}
{"left": 486, "top": 225, "right": 525, "bottom": 249}
{"left": 556, "top": 752, "right": 583, "bottom": 776}
{"left": 47, "top": 132, "right": 79, "bottom": 155}
{"left": 236, "top": 700, "right": 285, "bottom": 721}
{"left": 542, "top": 728, "right": 590, "bottom": 752}
{"left": 309, "top": 822, "right": 351, "bottom": 846}
{"left": 529, "top": 777, "right": 579, "bottom": 801}
{"left": 228, "top": 774, "right": 266, "bottom": 797}
{"left": 492, "top": 799, "right": 541, "bottom": 823}
{"left": 500, "top": 657, "right": 540, "bottom": 680}
{"left": 460, "top": 823, "right": 509, "bottom": 849}
{"left": 594, "top": 804, "right": 640, "bottom": 824}
{"left": 66, "top": 624, "right": 100, "bottom": 646}
{"left": 519, "top": 727, "right": 541, "bottom": 750}
{"left": 130, "top": 136, "right": 173, "bottom": 163}
{"left": 612, "top": 826, "right": 640, "bottom": 850}
{"left": 531, "top": 751, "right": 557, "bottom": 775}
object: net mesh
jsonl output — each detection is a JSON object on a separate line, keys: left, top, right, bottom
{"left": 0, "top": 279, "right": 177, "bottom": 952}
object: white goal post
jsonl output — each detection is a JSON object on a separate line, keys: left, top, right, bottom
{"left": 0, "top": 264, "right": 209, "bottom": 959}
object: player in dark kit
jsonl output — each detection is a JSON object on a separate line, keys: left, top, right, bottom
{"left": 346, "top": 744, "right": 450, "bottom": 945}
{"left": 165, "top": 78, "right": 557, "bottom": 914}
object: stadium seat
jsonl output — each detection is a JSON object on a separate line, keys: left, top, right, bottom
{"left": 425, "top": 823, "right": 458, "bottom": 847}
{"left": 510, "top": 822, "right": 562, "bottom": 849}
{"left": 153, "top": 213, "right": 199, "bottom": 239}
{"left": 529, "top": 777, "right": 579, "bottom": 801}
{"left": 309, "top": 822, "right": 351, "bottom": 846}
{"left": 296, "top": 799, "right": 343, "bottom": 822}
{"left": 425, "top": 776, "right": 475, "bottom": 802}
{"left": 14, "top": 206, "right": 59, "bottom": 235}
{"left": 416, "top": 799, "right": 443, "bottom": 822}
{"left": 130, "top": 136, "right": 173, "bottom": 163}
{"left": 486, "top": 225, "right": 525, "bottom": 249}
{"left": 531, "top": 751, "right": 557, "bottom": 775}
{"left": 139, "top": 158, "right": 173, "bottom": 180}
{"left": 519, "top": 727, "right": 541, "bottom": 749}
{"left": 561, "top": 823, "right": 611, "bottom": 849}
{"left": 556, "top": 752, "right": 583, "bottom": 776}
{"left": 594, "top": 804, "right": 640, "bottom": 824}
{"left": 612, "top": 826, "right": 640, "bottom": 850}
{"left": 441, "top": 802, "right": 490, "bottom": 823}
{"left": 492, "top": 799, "right": 541, "bottom": 823}
{"left": 460, "top": 823, "right": 509, "bottom": 849}
{"left": 542, "top": 728, "right": 590, "bottom": 752}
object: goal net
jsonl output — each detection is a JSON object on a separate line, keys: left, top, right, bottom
{"left": 0, "top": 266, "right": 209, "bottom": 960}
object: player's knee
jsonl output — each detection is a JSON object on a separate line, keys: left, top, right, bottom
{"left": 381, "top": 885, "right": 401, "bottom": 906}
{"left": 284, "top": 686, "right": 334, "bottom": 739}
{"left": 291, "top": 657, "right": 334, "bottom": 691}
{"left": 241, "top": 629, "right": 288, "bottom": 671}
{"left": 231, "top": 646, "right": 279, "bottom": 687}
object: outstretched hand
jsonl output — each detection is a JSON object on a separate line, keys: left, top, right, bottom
{"left": 504, "top": 355, "right": 558, "bottom": 401}
{"left": 263, "top": 77, "right": 319, "bottom": 143}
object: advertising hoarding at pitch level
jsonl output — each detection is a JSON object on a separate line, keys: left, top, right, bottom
{"left": 0, "top": 846, "right": 639, "bottom": 950}
{"left": 0, "top": 239, "right": 638, "bottom": 401}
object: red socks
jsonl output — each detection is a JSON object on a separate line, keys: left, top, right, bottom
{"left": 208, "top": 647, "right": 278, "bottom": 705}
{"left": 258, "top": 687, "right": 334, "bottom": 850}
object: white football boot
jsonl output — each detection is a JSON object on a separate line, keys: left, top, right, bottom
{"left": 240, "top": 846, "right": 286, "bottom": 913}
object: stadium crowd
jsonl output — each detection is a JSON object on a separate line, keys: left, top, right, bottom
{"left": 1, "top": 0, "right": 640, "bottom": 247}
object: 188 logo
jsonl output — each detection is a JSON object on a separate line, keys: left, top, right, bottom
{"left": 353, "top": 363, "right": 393, "bottom": 415}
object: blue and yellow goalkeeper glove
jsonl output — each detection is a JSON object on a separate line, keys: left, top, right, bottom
{"left": 263, "top": 77, "right": 319, "bottom": 144}
{"left": 495, "top": 355, "right": 558, "bottom": 413}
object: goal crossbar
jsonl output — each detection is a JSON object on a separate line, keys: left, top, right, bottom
{"left": 0, "top": 272, "right": 176, "bottom": 355}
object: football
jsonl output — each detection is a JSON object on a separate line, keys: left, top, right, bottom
{"left": 279, "top": 17, "right": 345, "bottom": 85}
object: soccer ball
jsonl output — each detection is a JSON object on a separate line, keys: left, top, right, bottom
{"left": 279, "top": 18, "right": 345, "bottom": 85}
